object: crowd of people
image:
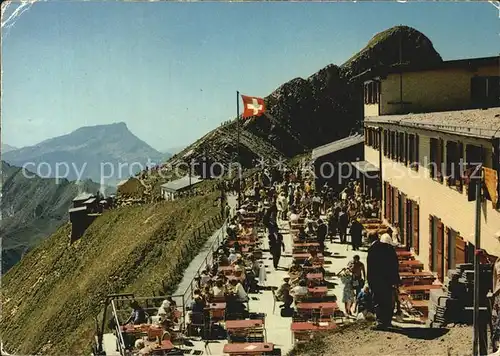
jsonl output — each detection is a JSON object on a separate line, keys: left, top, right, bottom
{"left": 116, "top": 163, "right": 409, "bottom": 355}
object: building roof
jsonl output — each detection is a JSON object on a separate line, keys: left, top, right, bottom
{"left": 83, "top": 197, "right": 97, "bottom": 205}
{"left": 365, "top": 107, "right": 500, "bottom": 139}
{"left": 312, "top": 134, "right": 364, "bottom": 161}
{"left": 351, "top": 161, "right": 379, "bottom": 175}
{"left": 69, "top": 206, "right": 87, "bottom": 213}
{"left": 73, "top": 192, "right": 94, "bottom": 202}
{"left": 352, "top": 56, "right": 499, "bottom": 82}
{"left": 160, "top": 175, "right": 204, "bottom": 192}
{"left": 117, "top": 177, "right": 144, "bottom": 187}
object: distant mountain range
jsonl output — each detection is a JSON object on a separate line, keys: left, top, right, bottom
{"left": 2, "top": 122, "right": 171, "bottom": 186}
{"left": 2, "top": 143, "right": 18, "bottom": 153}
{"left": 1, "top": 161, "right": 115, "bottom": 273}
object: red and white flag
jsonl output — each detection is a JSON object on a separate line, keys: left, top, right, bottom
{"left": 241, "top": 94, "right": 266, "bottom": 118}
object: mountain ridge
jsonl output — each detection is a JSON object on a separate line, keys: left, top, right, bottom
{"left": 3, "top": 122, "right": 170, "bottom": 185}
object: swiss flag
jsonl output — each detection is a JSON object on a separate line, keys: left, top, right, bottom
{"left": 241, "top": 94, "right": 266, "bottom": 118}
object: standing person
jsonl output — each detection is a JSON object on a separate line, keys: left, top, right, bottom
{"left": 316, "top": 218, "right": 327, "bottom": 254}
{"left": 367, "top": 232, "right": 400, "bottom": 330}
{"left": 348, "top": 255, "right": 366, "bottom": 297}
{"left": 350, "top": 217, "right": 364, "bottom": 251}
{"left": 339, "top": 268, "right": 355, "bottom": 317}
{"left": 312, "top": 193, "right": 321, "bottom": 216}
{"left": 268, "top": 228, "right": 285, "bottom": 270}
{"left": 338, "top": 208, "right": 349, "bottom": 244}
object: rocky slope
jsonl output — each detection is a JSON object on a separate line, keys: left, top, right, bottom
{"left": 2, "top": 122, "right": 170, "bottom": 185}
{"left": 171, "top": 25, "right": 442, "bottom": 170}
{"left": 0, "top": 161, "right": 113, "bottom": 273}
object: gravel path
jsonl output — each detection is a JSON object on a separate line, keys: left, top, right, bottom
{"left": 291, "top": 321, "right": 474, "bottom": 356}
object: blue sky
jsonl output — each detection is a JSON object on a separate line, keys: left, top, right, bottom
{"left": 2, "top": 1, "right": 498, "bottom": 152}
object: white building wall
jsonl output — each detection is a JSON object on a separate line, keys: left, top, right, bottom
{"left": 365, "top": 132, "right": 500, "bottom": 271}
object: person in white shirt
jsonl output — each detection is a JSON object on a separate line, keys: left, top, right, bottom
{"left": 229, "top": 279, "right": 248, "bottom": 302}
{"left": 200, "top": 271, "right": 211, "bottom": 286}
{"left": 228, "top": 248, "right": 238, "bottom": 264}
{"left": 290, "top": 279, "right": 309, "bottom": 302}
{"left": 212, "top": 280, "right": 226, "bottom": 298}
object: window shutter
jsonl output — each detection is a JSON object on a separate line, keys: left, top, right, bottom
{"left": 415, "top": 134, "right": 420, "bottom": 169}
{"left": 437, "top": 139, "right": 444, "bottom": 182}
{"left": 428, "top": 215, "right": 434, "bottom": 271}
{"left": 444, "top": 227, "right": 450, "bottom": 271}
{"left": 455, "top": 235, "right": 466, "bottom": 265}
{"left": 457, "top": 141, "right": 464, "bottom": 192}
{"left": 437, "top": 220, "right": 444, "bottom": 281}
{"left": 404, "top": 132, "right": 409, "bottom": 165}
{"left": 393, "top": 187, "right": 399, "bottom": 225}
{"left": 385, "top": 183, "right": 392, "bottom": 222}
{"left": 413, "top": 203, "right": 419, "bottom": 255}
{"left": 401, "top": 194, "right": 407, "bottom": 246}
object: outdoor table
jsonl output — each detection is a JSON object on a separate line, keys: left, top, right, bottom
{"left": 223, "top": 342, "right": 274, "bottom": 355}
{"left": 150, "top": 340, "right": 174, "bottom": 354}
{"left": 121, "top": 324, "right": 161, "bottom": 335}
{"left": 308, "top": 286, "right": 328, "bottom": 297}
{"left": 225, "top": 319, "right": 264, "bottom": 330}
{"left": 296, "top": 302, "right": 338, "bottom": 310}
{"left": 206, "top": 302, "right": 227, "bottom": 310}
{"left": 396, "top": 250, "right": 413, "bottom": 257}
{"left": 293, "top": 242, "right": 320, "bottom": 248}
{"left": 291, "top": 321, "right": 336, "bottom": 331}
{"left": 306, "top": 273, "right": 324, "bottom": 280}
{"left": 400, "top": 271, "right": 434, "bottom": 278}
{"left": 219, "top": 266, "right": 235, "bottom": 272}
{"left": 399, "top": 260, "right": 424, "bottom": 270}
{"left": 292, "top": 253, "right": 324, "bottom": 262}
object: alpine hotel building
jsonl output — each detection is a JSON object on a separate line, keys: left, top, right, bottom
{"left": 360, "top": 56, "right": 500, "bottom": 282}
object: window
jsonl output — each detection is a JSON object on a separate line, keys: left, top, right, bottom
{"left": 398, "top": 132, "right": 405, "bottom": 163}
{"left": 430, "top": 138, "right": 444, "bottom": 182}
{"left": 383, "top": 130, "right": 388, "bottom": 157}
{"left": 390, "top": 131, "right": 396, "bottom": 160}
{"left": 465, "top": 144, "right": 485, "bottom": 197}
{"left": 406, "top": 134, "right": 420, "bottom": 170}
{"left": 364, "top": 81, "right": 380, "bottom": 104}
{"left": 445, "top": 141, "right": 464, "bottom": 192}
{"left": 471, "top": 76, "right": 500, "bottom": 106}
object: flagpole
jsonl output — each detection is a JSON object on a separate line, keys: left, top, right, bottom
{"left": 237, "top": 90, "right": 241, "bottom": 209}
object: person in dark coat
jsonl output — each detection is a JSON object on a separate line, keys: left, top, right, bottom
{"left": 350, "top": 217, "right": 364, "bottom": 251}
{"left": 366, "top": 232, "right": 400, "bottom": 329}
{"left": 268, "top": 229, "right": 285, "bottom": 270}
{"left": 316, "top": 218, "right": 328, "bottom": 254}
{"left": 338, "top": 208, "right": 349, "bottom": 244}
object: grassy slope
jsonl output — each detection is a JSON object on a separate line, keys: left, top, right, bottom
{"left": 1, "top": 192, "right": 222, "bottom": 355}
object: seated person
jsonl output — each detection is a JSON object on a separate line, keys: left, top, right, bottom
{"left": 304, "top": 249, "right": 321, "bottom": 266}
{"left": 217, "top": 251, "right": 230, "bottom": 267}
{"left": 234, "top": 266, "right": 246, "bottom": 283}
{"left": 290, "top": 279, "right": 309, "bottom": 303}
{"left": 228, "top": 278, "right": 248, "bottom": 302}
{"left": 212, "top": 279, "right": 226, "bottom": 298}
{"left": 288, "top": 260, "right": 303, "bottom": 274}
{"left": 356, "top": 284, "right": 374, "bottom": 319}
{"left": 228, "top": 248, "right": 238, "bottom": 264}
{"left": 297, "top": 226, "right": 308, "bottom": 241}
{"left": 124, "top": 301, "right": 147, "bottom": 325}
{"left": 280, "top": 289, "right": 294, "bottom": 310}
{"left": 200, "top": 270, "right": 211, "bottom": 286}
{"left": 276, "top": 277, "right": 291, "bottom": 301}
